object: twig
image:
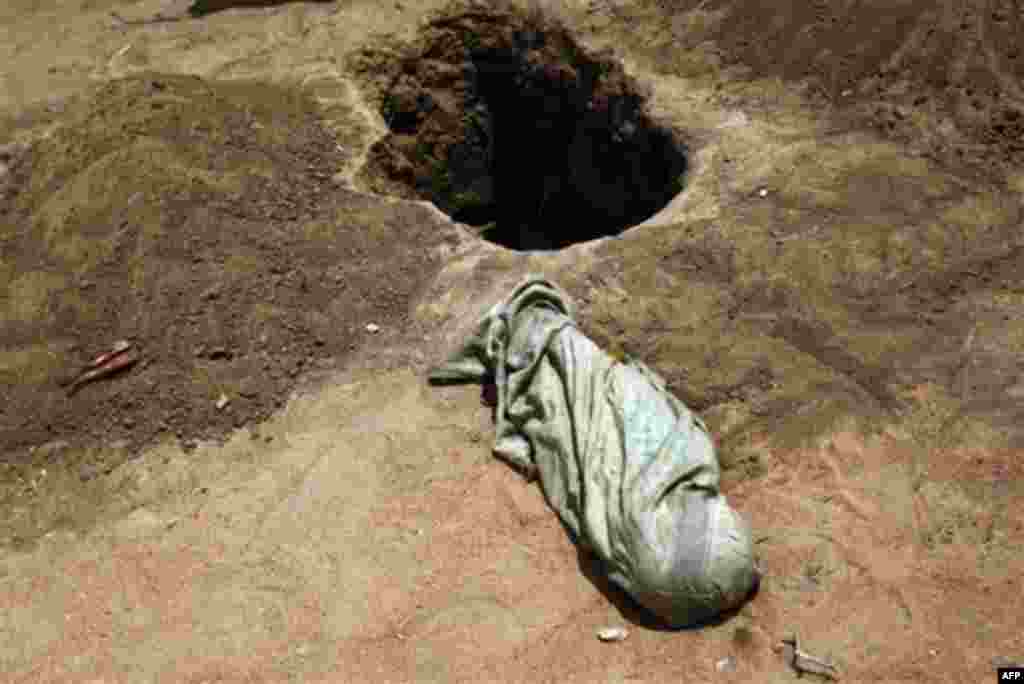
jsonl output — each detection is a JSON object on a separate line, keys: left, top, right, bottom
{"left": 65, "top": 341, "right": 138, "bottom": 395}
{"left": 769, "top": 224, "right": 823, "bottom": 243}
{"left": 958, "top": 324, "right": 977, "bottom": 400}
{"left": 110, "top": 10, "right": 188, "bottom": 27}
{"left": 781, "top": 635, "right": 840, "bottom": 680}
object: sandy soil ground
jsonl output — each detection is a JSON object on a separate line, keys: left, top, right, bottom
{"left": 1, "top": 1, "right": 1023, "bottom": 682}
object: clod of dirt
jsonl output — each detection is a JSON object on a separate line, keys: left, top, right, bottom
{"left": 351, "top": 1, "right": 688, "bottom": 251}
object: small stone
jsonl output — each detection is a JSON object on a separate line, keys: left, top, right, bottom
{"left": 79, "top": 466, "right": 100, "bottom": 483}
{"left": 45, "top": 96, "right": 66, "bottom": 114}
{"left": 758, "top": 188, "right": 769, "bottom": 198}
{"left": 597, "top": 626, "right": 628, "bottom": 642}
{"left": 215, "top": 394, "right": 230, "bottom": 410}
{"left": 366, "top": 323, "right": 380, "bottom": 333}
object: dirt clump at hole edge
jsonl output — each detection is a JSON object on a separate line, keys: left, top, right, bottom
{"left": 349, "top": 0, "right": 688, "bottom": 251}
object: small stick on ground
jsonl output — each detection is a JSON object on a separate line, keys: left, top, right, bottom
{"left": 781, "top": 634, "right": 840, "bottom": 680}
{"left": 958, "top": 324, "right": 977, "bottom": 400}
{"left": 110, "top": 10, "right": 189, "bottom": 27}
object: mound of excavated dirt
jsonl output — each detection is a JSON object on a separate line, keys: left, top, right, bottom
{"left": 594, "top": 0, "right": 1024, "bottom": 181}
{"left": 349, "top": 3, "right": 687, "bottom": 251}
{"left": 0, "top": 73, "right": 451, "bottom": 476}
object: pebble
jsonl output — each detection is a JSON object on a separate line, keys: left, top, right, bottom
{"left": 215, "top": 393, "right": 230, "bottom": 410}
{"left": 79, "top": 459, "right": 107, "bottom": 482}
{"left": 597, "top": 626, "right": 629, "bottom": 642}
{"left": 758, "top": 187, "right": 769, "bottom": 198}
{"left": 366, "top": 323, "right": 380, "bottom": 333}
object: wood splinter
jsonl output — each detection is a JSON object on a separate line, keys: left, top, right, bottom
{"left": 780, "top": 634, "right": 840, "bottom": 680}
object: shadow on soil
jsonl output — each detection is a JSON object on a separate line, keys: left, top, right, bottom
{"left": 576, "top": 545, "right": 762, "bottom": 632}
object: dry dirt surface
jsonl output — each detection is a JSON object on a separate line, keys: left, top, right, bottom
{"left": 1, "top": 0, "right": 1023, "bottom": 682}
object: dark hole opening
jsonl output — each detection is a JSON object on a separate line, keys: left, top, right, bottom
{"left": 360, "top": 11, "right": 688, "bottom": 251}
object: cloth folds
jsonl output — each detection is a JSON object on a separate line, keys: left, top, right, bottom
{"left": 429, "top": 275, "right": 757, "bottom": 627}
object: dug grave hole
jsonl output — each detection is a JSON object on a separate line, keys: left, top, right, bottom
{"left": 351, "top": 3, "right": 689, "bottom": 251}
